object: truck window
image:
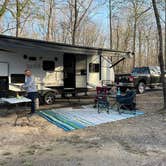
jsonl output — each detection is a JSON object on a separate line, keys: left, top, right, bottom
{"left": 132, "top": 67, "right": 149, "bottom": 74}
{"left": 142, "top": 67, "right": 149, "bottom": 74}
{"left": 150, "top": 66, "right": 161, "bottom": 74}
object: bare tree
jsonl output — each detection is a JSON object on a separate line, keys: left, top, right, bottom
{"left": 0, "top": 0, "right": 9, "bottom": 19}
{"left": 152, "top": 0, "right": 166, "bottom": 109}
{"left": 66, "top": 0, "right": 94, "bottom": 45}
{"left": 46, "top": 0, "right": 56, "bottom": 41}
{"left": 7, "top": 0, "right": 33, "bottom": 37}
{"left": 108, "top": 0, "right": 124, "bottom": 49}
{"left": 126, "top": 0, "right": 151, "bottom": 68}
{"left": 165, "top": 0, "right": 166, "bottom": 69}
{"left": 77, "top": 21, "right": 106, "bottom": 47}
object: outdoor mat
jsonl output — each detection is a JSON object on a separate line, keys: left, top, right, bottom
{"left": 38, "top": 105, "right": 144, "bottom": 131}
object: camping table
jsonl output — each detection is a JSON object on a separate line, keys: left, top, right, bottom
{"left": 1, "top": 97, "right": 31, "bottom": 125}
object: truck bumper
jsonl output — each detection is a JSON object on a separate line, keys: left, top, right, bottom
{"left": 116, "top": 82, "right": 134, "bottom": 88}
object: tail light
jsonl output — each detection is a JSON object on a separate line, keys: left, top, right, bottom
{"left": 129, "top": 76, "right": 134, "bottom": 82}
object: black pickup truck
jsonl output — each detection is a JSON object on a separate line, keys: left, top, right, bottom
{"left": 115, "top": 66, "right": 165, "bottom": 94}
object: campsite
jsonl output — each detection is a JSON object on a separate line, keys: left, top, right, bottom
{"left": 0, "top": 89, "right": 166, "bottom": 166}
{"left": 0, "top": 0, "right": 166, "bottom": 165}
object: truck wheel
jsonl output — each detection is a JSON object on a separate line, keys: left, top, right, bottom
{"left": 44, "top": 92, "right": 55, "bottom": 105}
{"left": 137, "top": 82, "right": 146, "bottom": 94}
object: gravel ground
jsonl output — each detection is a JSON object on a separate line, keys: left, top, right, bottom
{"left": 0, "top": 89, "right": 166, "bottom": 166}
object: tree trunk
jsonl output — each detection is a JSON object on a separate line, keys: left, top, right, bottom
{"left": 16, "top": 0, "right": 21, "bottom": 37}
{"left": 165, "top": 0, "right": 166, "bottom": 69}
{"left": 115, "top": 24, "right": 120, "bottom": 73}
{"left": 138, "top": 28, "right": 142, "bottom": 67}
{"left": 146, "top": 36, "right": 150, "bottom": 66}
{"left": 109, "top": 0, "right": 112, "bottom": 49}
{"left": 152, "top": 0, "right": 166, "bottom": 109}
{"left": 46, "top": 0, "right": 54, "bottom": 41}
{"left": 156, "top": 32, "right": 159, "bottom": 64}
{"left": 132, "top": 17, "right": 137, "bottom": 68}
{"left": 72, "top": 0, "right": 78, "bottom": 45}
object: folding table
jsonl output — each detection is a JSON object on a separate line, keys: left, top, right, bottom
{"left": 1, "top": 97, "right": 31, "bottom": 125}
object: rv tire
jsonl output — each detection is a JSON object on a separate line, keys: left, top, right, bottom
{"left": 44, "top": 92, "right": 55, "bottom": 105}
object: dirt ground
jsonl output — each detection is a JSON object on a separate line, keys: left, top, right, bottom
{"left": 0, "top": 89, "right": 166, "bottom": 166}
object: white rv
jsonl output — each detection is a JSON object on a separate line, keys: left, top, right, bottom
{"left": 0, "top": 35, "right": 131, "bottom": 104}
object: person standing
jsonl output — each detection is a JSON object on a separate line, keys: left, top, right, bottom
{"left": 22, "top": 69, "right": 37, "bottom": 114}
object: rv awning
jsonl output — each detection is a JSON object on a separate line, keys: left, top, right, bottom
{"left": 0, "top": 35, "right": 131, "bottom": 58}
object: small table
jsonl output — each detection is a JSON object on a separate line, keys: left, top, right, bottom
{"left": 1, "top": 97, "right": 31, "bottom": 125}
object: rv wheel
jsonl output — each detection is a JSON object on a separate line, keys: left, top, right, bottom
{"left": 44, "top": 92, "right": 55, "bottom": 105}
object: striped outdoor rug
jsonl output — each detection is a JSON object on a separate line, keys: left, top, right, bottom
{"left": 38, "top": 105, "right": 144, "bottom": 131}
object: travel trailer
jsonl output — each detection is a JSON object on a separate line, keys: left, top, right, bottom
{"left": 0, "top": 35, "right": 131, "bottom": 104}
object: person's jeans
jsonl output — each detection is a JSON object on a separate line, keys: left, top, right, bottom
{"left": 27, "top": 92, "right": 37, "bottom": 113}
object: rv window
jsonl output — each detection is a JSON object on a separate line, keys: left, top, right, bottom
{"left": 81, "top": 69, "right": 87, "bottom": 75}
{"left": 43, "top": 61, "right": 55, "bottom": 71}
{"left": 11, "top": 74, "right": 25, "bottom": 83}
{"left": 89, "top": 63, "right": 99, "bottom": 73}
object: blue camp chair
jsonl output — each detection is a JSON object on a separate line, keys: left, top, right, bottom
{"left": 116, "top": 90, "right": 136, "bottom": 114}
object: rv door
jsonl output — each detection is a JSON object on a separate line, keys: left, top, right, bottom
{"left": 0, "top": 62, "right": 8, "bottom": 76}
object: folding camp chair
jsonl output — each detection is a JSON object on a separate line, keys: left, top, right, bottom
{"left": 94, "top": 86, "right": 110, "bottom": 114}
{"left": 116, "top": 90, "right": 136, "bottom": 114}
